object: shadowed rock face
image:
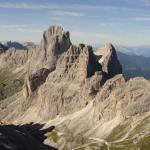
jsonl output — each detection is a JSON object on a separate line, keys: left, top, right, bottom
{"left": 0, "top": 122, "right": 56, "bottom": 150}
{"left": 23, "top": 68, "right": 50, "bottom": 97}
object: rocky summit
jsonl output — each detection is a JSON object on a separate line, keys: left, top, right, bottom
{"left": 95, "top": 43, "right": 122, "bottom": 78}
{"left": 0, "top": 26, "right": 150, "bottom": 150}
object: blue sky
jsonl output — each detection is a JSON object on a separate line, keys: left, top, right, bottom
{"left": 0, "top": 0, "right": 150, "bottom": 46}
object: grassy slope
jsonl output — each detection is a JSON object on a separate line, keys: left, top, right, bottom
{"left": 47, "top": 117, "right": 150, "bottom": 150}
{"left": 101, "top": 116, "right": 150, "bottom": 150}
{"left": 0, "top": 69, "right": 25, "bottom": 101}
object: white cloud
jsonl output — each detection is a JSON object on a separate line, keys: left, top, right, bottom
{"left": 98, "top": 23, "right": 114, "bottom": 27}
{"left": 0, "top": 24, "right": 34, "bottom": 28}
{"left": 51, "top": 11, "right": 85, "bottom": 17}
{"left": 0, "top": 24, "right": 46, "bottom": 28}
{"left": 0, "top": 2, "right": 109, "bottom": 10}
{"left": 0, "top": 24, "right": 45, "bottom": 34}
{"left": 133, "top": 16, "right": 150, "bottom": 21}
{"left": 0, "top": 2, "right": 135, "bottom": 11}
{"left": 17, "top": 28, "right": 43, "bottom": 33}
{"left": 70, "top": 30, "right": 119, "bottom": 45}
{"left": 0, "top": 2, "right": 57, "bottom": 9}
{"left": 0, "top": 1, "right": 149, "bottom": 16}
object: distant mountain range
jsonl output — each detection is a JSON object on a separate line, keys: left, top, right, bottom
{"left": 117, "top": 51, "right": 150, "bottom": 79}
{"left": 1, "top": 41, "right": 37, "bottom": 50}
{"left": 117, "top": 51, "right": 150, "bottom": 70}
{"left": 116, "top": 45, "right": 150, "bottom": 57}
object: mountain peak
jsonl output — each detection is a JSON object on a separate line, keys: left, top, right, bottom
{"left": 95, "top": 43, "right": 122, "bottom": 78}
{"left": 28, "top": 26, "right": 71, "bottom": 72}
{"left": 45, "top": 26, "right": 66, "bottom": 36}
{"left": 95, "top": 43, "right": 116, "bottom": 57}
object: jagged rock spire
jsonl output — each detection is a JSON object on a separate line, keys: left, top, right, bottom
{"left": 95, "top": 43, "right": 122, "bottom": 78}
{"left": 28, "top": 26, "right": 71, "bottom": 73}
{"left": 24, "top": 28, "right": 122, "bottom": 101}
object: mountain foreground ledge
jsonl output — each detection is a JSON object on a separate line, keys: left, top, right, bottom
{"left": 0, "top": 26, "right": 150, "bottom": 150}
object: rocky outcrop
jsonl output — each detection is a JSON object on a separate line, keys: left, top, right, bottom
{"left": 56, "top": 45, "right": 101, "bottom": 81}
{"left": 0, "top": 48, "right": 30, "bottom": 69}
{"left": 23, "top": 68, "right": 50, "bottom": 97}
{"left": 95, "top": 43, "right": 122, "bottom": 78}
{"left": 94, "top": 75, "right": 150, "bottom": 121}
